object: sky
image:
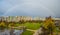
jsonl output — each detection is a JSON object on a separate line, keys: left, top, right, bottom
{"left": 0, "top": 0, "right": 60, "bottom": 17}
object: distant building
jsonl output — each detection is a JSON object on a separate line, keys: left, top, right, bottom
{"left": 55, "top": 20, "right": 60, "bottom": 27}
{"left": 0, "top": 16, "right": 60, "bottom": 23}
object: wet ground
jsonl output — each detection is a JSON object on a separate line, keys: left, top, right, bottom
{"left": 0, "top": 29, "right": 23, "bottom": 35}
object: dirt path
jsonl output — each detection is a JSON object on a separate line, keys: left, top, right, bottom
{"left": 26, "top": 29, "right": 36, "bottom": 32}
{"left": 26, "top": 28, "right": 42, "bottom": 35}
{"left": 26, "top": 29, "right": 38, "bottom": 35}
{"left": 33, "top": 28, "right": 42, "bottom": 35}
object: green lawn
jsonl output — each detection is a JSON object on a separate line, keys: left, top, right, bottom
{"left": 15, "top": 23, "right": 23, "bottom": 27}
{"left": 14, "top": 22, "right": 41, "bottom": 35}
{"left": 23, "top": 22, "right": 41, "bottom": 30}
{"left": 15, "top": 22, "right": 41, "bottom": 30}
{"left": 21, "top": 30, "right": 34, "bottom": 35}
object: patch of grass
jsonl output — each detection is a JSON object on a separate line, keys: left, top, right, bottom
{"left": 15, "top": 23, "right": 23, "bottom": 27}
{"left": 21, "top": 30, "right": 34, "bottom": 35}
{"left": 23, "top": 22, "right": 41, "bottom": 30}
{"left": 14, "top": 22, "right": 41, "bottom": 30}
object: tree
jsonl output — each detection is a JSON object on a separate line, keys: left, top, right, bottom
{"left": 8, "top": 23, "right": 15, "bottom": 28}
{"left": 0, "top": 22, "right": 6, "bottom": 30}
{"left": 42, "top": 16, "right": 56, "bottom": 35}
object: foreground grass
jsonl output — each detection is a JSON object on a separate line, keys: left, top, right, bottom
{"left": 21, "top": 30, "right": 34, "bottom": 35}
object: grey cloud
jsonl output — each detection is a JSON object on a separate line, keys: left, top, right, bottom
{"left": 0, "top": 0, "right": 60, "bottom": 17}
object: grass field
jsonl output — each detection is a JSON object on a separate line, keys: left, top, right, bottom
{"left": 15, "top": 22, "right": 41, "bottom": 30}
{"left": 14, "top": 22, "right": 41, "bottom": 35}
{"left": 23, "top": 22, "right": 41, "bottom": 30}
{"left": 21, "top": 30, "right": 34, "bottom": 35}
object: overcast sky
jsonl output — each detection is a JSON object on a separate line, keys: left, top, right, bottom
{"left": 0, "top": 0, "right": 60, "bottom": 17}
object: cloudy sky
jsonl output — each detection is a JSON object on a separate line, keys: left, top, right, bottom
{"left": 0, "top": 0, "right": 60, "bottom": 17}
